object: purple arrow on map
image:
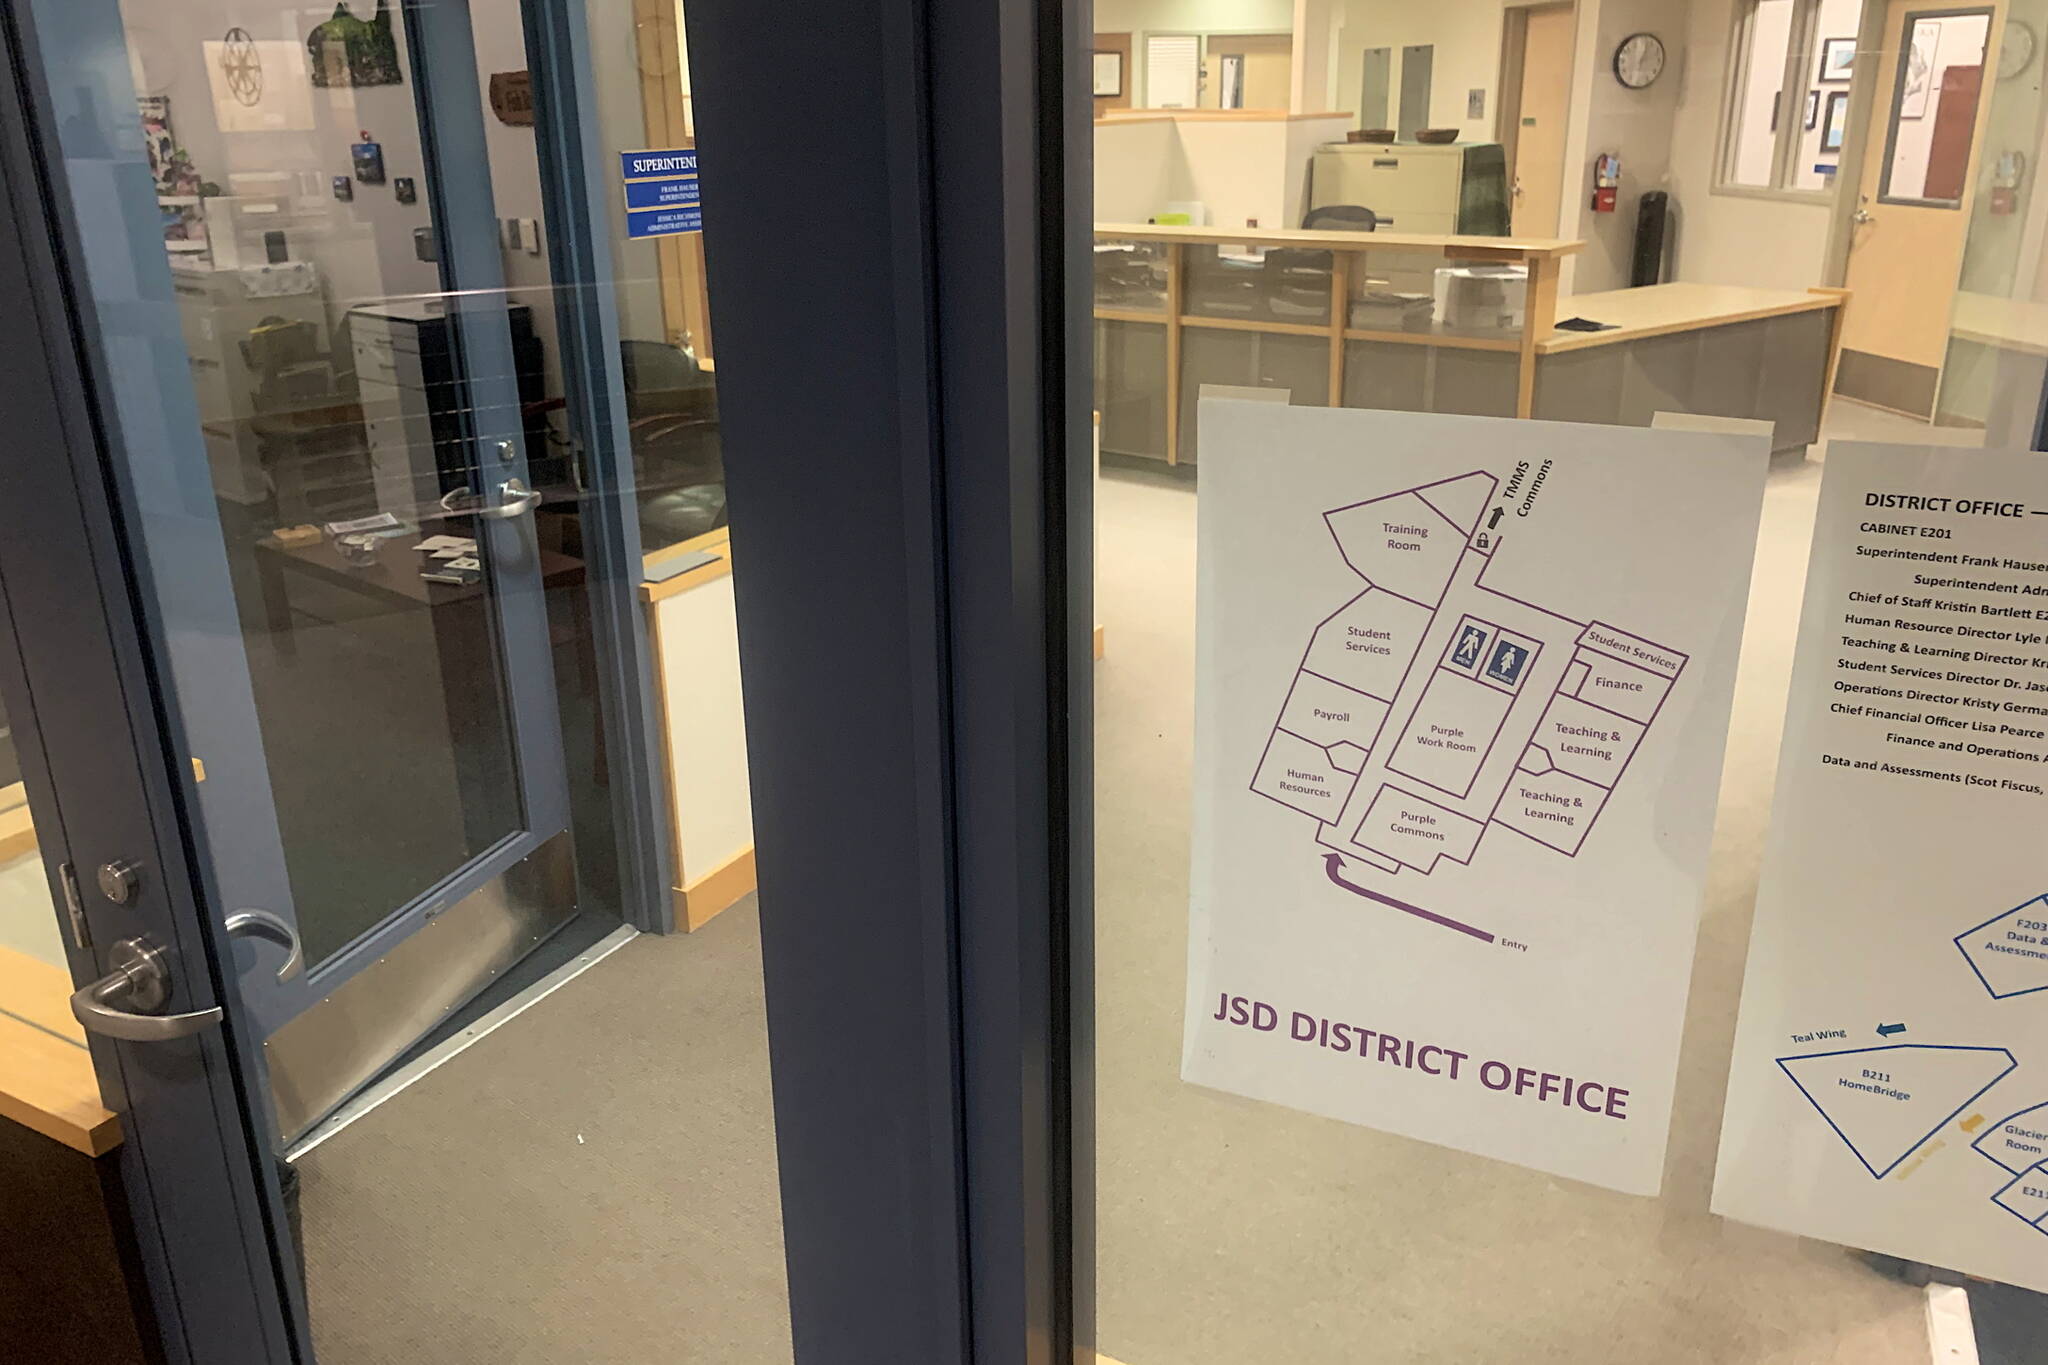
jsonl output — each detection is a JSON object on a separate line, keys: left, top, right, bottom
{"left": 1321, "top": 854, "right": 1496, "bottom": 943}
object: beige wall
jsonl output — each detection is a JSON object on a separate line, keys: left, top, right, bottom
{"left": 1098, "top": 0, "right": 1300, "bottom": 104}
{"left": 1562, "top": 0, "right": 1690, "bottom": 293}
{"left": 1095, "top": 113, "right": 1352, "bottom": 226}
{"left": 1333, "top": 0, "right": 1509, "bottom": 137}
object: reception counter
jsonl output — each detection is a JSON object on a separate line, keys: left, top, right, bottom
{"left": 1094, "top": 225, "right": 1847, "bottom": 459}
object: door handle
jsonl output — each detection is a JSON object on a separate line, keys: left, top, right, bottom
{"left": 225, "top": 910, "right": 304, "bottom": 982}
{"left": 71, "top": 937, "right": 223, "bottom": 1042}
{"left": 1852, "top": 208, "right": 1874, "bottom": 224}
{"left": 439, "top": 477, "right": 541, "bottom": 521}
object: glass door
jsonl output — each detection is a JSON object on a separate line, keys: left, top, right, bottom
{"left": 2, "top": 0, "right": 1032, "bottom": 1357}
{"left": 28, "top": 0, "right": 573, "bottom": 1142}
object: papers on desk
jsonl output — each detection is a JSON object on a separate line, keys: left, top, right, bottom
{"left": 324, "top": 512, "right": 401, "bottom": 536}
{"left": 416, "top": 534, "right": 476, "bottom": 554}
{"left": 417, "top": 534, "right": 481, "bottom": 584}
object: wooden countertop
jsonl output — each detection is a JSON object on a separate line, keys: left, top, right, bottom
{"left": 640, "top": 525, "right": 734, "bottom": 604}
{"left": 0, "top": 946, "right": 120, "bottom": 1157}
{"left": 1095, "top": 109, "right": 1352, "bottom": 124}
{"left": 1538, "top": 283, "right": 1842, "bottom": 355}
{"left": 1096, "top": 223, "right": 1583, "bottom": 259}
{"left": 1949, "top": 290, "right": 2048, "bottom": 357}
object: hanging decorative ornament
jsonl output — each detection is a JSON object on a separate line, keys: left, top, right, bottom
{"left": 219, "top": 27, "right": 263, "bottom": 107}
{"left": 307, "top": 0, "right": 402, "bottom": 89}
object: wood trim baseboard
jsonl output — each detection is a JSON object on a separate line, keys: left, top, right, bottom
{"left": 673, "top": 846, "right": 757, "bottom": 933}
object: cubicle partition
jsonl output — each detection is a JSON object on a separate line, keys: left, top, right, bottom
{"left": 1095, "top": 225, "right": 1848, "bottom": 460}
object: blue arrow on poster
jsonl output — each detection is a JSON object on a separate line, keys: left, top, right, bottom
{"left": 620, "top": 147, "right": 702, "bottom": 237}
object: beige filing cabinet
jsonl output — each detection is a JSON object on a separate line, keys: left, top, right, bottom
{"left": 1308, "top": 142, "right": 1508, "bottom": 236}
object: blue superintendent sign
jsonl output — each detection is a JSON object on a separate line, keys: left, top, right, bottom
{"left": 627, "top": 206, "right": 703, "bottom": 238}
{"left": 619, "top": 147, "right": 702, "bottom": 238}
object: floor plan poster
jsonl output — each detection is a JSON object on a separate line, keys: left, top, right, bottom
{"left": 1186, "top": 404, "right": 1767, "bottom": 1195}
{"left": 1715, "top": 444, "right": 2048, "bottom": 1291}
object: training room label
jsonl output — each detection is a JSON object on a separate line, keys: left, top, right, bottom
{"left": 1715, "top": 443, "right": 2048, "bottom": 1293}
{"left": 620, "top": 148, "right": 701, "bottom": 237}
{"left": 1186, "top": 404, "right": 1767, "bottom": 1195}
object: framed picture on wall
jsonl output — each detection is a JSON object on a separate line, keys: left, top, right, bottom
{"left": 1820, "top": 37, "right": 1857, "bottom": 81}
{"left": 1821, "top": 89, "right": 1851, "bottom": 151}
{"left": 1092, "top": 50, "right": 1123, "bottom": 98}
{"left": 1805, "top": 89, "right": 1821, "bottom": 129}
{"left": 1900, "top": 19, "right": 1942, "bottom": 118}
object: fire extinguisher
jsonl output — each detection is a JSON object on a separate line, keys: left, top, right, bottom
{"left": 1592, "top": 152, "right": 1621, "bottom": 213}
{"left": 1991, "top": 151, "right": 2026, "bottom": 216}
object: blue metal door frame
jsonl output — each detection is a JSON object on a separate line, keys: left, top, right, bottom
{"left": 0, "top": 16, "right": 303, "bottom": 1357}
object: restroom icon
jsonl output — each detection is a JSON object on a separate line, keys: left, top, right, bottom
{"left": 1452, "top": 624, "right": 1489, "bottom": 669}
{"left": 1486, "top": 639, "right": 1529, "bottom": 687}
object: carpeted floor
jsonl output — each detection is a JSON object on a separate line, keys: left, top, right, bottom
{"left": 298, "top": 897, "right": 794, "bottom": 1365}
{"left": 300, "top": 400, "right": 1982, "bottom": 1364}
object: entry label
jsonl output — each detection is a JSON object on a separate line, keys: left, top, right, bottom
{"left": 619, "top": 147, "right": 702, "bottom": 237}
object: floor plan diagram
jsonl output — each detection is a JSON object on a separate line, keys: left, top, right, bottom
{"left": 1248, "top": 471, "right": 1689, "bottom": 932}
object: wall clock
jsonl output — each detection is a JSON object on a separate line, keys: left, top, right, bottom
{"left": 2001, "top": 21, "right": 2037, "bottom": 79}
{"left": 1614, "top": 32, "right": 1666, "bottom": 89}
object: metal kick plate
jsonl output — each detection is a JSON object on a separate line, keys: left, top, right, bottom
{"left": 264, "top": 832, "right": 576, "bottom": 1141}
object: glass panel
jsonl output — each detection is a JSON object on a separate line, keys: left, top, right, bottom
{"left": 42, "top": 0, "right": 792, "bottom": 1353}
{"left": 0, "top": 678, "right": 70, "bottom": 975}
{"left": 1095, "top": 238, "right": 1170, "bottom": 313}
{"left": 1184, "top": 243, "right": 1332, "bottom": 325}
{"left": 1940, "top": 2, "right": 2048, "bottom": 445}
{"left": 1792, "top": 0, "right": 1864, "bottom": 190}
{"left": 1881, "top": 11, "right": 1992, "bottom": 204}
{"left": 0, "top": 693, "right": 17, "bottom": 791}
{"left": 1728, "top": 0, "right": 1796, "bottom": 188}
{"left": 118, "top": 0, "right": 529, "bottom": 969}
{"left": 1080, "top": 0, "right": 2048, "bottom": 1358}
{"left": 0, "top": 619, "right": 96, "bottom": 1151}
{"left": 598, "top": 4, "right": 727, "bottom": 557}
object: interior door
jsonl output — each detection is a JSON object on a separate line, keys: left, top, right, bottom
{"left": 1, "top": 0, "right": 1048, "bottom": 1356}
{"left": 1840, "top": 1, "right": 2001, "bottom": 414}
{"left": 29, "top": 0, "right": 574, "bottom": 1143}
{"left": 1510, "top": 3, "right": 1575, "bottom": 238}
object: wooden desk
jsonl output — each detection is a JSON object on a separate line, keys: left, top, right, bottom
{"left": 0, "top": 946, "right": 150, "bottom": 1365}
{"left": 0, "top": 946, "right": 116, "bottom": 1157}
{"left": 254, "top": 528, "right": 584, "bottom": 664}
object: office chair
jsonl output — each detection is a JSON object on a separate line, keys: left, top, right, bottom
{"left": 1301, "top": 204, "right": 1379, "bottom": 233}
{"left": 619, "top": 338, "right": 727, "bottom": 548}
{"left": 1260, "top": 205, "right": 1378, "bottom": 322}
